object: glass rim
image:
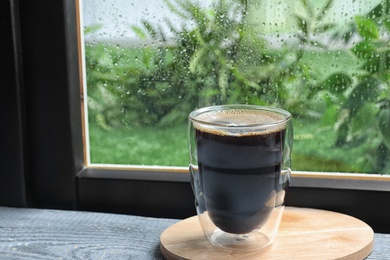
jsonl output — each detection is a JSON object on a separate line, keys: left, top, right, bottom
{"left": 189, "top": 104, "right": 291, "bottom": 129}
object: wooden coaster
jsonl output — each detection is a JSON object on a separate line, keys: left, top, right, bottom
{"left": 160, "top": 207, "right": 374, "bottom": 259}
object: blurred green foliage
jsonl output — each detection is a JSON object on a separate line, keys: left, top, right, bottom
{"left": 85, "top": 0, "right": 390, "bottom": 174}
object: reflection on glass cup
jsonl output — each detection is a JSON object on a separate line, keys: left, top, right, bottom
{"left": 188, "top": 104, "right": 293, "bottom": 251}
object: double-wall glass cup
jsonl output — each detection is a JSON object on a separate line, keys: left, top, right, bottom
{"left": 188, "top": 104, "right": 293, "bottom": 251}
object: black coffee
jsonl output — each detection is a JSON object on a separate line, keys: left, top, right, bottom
{"left": 195, "top": 109, "right": 286, "bottom": 234}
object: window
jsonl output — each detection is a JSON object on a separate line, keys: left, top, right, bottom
{"left": 76, "top": 0, "right": 390, "bottom": 230}
{"left": 2, "top": 0, "right": 390, "bottom": 233}
{"left": 81, "top": 0, "right": 390, "bottom": 175}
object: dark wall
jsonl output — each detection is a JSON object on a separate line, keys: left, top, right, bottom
{"left": 0, "top": 0, "right": 28, "bottom": 207}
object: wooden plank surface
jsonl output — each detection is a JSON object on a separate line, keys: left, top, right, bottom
{"left": 0, "top": 206, "right": 177, "bottom": 259}
{"left": 160, "top": 207, "right": 379, "bottom": 260}
{"left": 0, "top": 206, "right": 388, "bottom": 259}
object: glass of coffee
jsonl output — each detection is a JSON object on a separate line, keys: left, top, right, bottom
{"left": 188, "top": 104, "right": 293, "bottom": 251}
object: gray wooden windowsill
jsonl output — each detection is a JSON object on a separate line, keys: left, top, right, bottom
{"left": 0, "top": 206, "right": 388, "bottom": 259}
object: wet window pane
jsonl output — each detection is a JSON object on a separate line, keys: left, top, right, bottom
{"left": 81, "top": 0, "right": 390, "bottom": 174}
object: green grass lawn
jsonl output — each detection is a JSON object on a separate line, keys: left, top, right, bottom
{"left": 89, "top": 123, "right": 189, "bottom": 166}
{"left": 292, "top": 120, "right": 366, "bottom": 172}
{"left": 89, "top": 119, "right": 370, "bottom": 173}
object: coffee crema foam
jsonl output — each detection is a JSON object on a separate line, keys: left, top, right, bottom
{"left": 194, "top": 109, "right": 287, "bottom": 136}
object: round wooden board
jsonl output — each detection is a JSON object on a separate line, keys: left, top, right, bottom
{"left": 160, "top": 207, "right": 374, "bottom": 260}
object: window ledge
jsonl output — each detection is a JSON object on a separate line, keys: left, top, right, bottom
{"left": 82, "top": 165, "right": 390, "bottom": 191}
